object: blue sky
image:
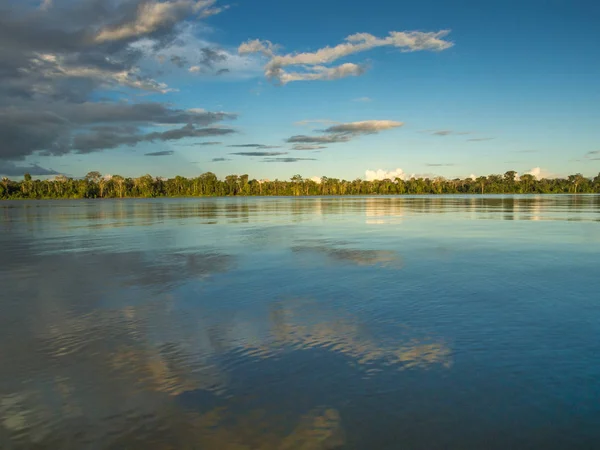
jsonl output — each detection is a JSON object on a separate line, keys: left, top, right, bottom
{"left": 1, "top": 0, "right": 599, "bottom": 180}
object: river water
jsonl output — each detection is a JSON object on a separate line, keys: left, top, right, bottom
{"left": 1, "top": 195, "right": 599, "bottom": 449}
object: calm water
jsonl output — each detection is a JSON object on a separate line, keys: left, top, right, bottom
{"left": 1, "top": 195, "right": 600, "bottom": 449}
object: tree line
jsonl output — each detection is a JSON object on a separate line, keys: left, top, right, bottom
{"left": 1, "top": 171, "right": 599, "bottom": 199}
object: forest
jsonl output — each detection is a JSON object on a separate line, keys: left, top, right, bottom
{"left": 1, "top": 171, "right": 600, "bottom": 199}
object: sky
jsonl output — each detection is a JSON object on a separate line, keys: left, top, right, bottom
{"left": 0, "top": 0, "right": 599, "bottom": 181}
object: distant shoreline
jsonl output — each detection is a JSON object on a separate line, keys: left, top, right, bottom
{"left": 1, "top": 172, "right": 598, "bottom": 199}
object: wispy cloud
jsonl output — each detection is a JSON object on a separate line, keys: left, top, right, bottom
{"left": 188, "top": 141, "right": 222, "bottom": 146}
{"left": 353, "top": 97, "right": 372, "bottom": 102}
{"left": 211, "top": 157, "right": 230, "bottom": 162}
{"left": 584, "top": 150, "right": 600, "bottom": 158}
{"left": 287, "top": 120, "right": 403, "bottom": 144}
{"left": 292, "top": 145, "right": 328, "bottom": 151}
{"left": 239, "top": 30, "right": 453, "bottom": 84}
{"left": 425, "top": 163, "right": 454, "bottom": 167}
{"left": 263, "top": 157, "right": 317, "bottom": 163}
{"left": 228, "top": 144, "right": 281, "bottom": 149}
{"left": 145, "top": 150, "right": 175, "bottom": 156}
{"left": 467, "top": 137, "right": 494, "bottom": 142}
{"left": 421, "top": 130, "right": 471, "bottom": 136}
{"left": 230, "top": 151, "right": 288, "bottom": 156}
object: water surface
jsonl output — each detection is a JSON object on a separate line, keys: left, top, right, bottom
{"left": 1, "top": 195, "right": 600, "bottom": 449}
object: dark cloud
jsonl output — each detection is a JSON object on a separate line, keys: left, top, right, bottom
{"left": 174, "top": 141, "right": 222, "bottom": 146}
{"left": 286, "top": 134, "right": 352, "bottom": 144}
{"left": 292, "top": 244, "right": 401, "bottom": 267}
{"left": 0, "top": 1, "right": 232, "bottom": 162}
{"left": 170, "top": 55, "right": 188, "bottom": 68}
{"left": 73, "top": 124, "right": 235, "bottom": 153}
{"left": 211, "top": 157, "right": 231, "bottom": 162}
{"left": 466, "top": 137, "right": 494, "bottom": 142}
{"left": 292, "top": 145, "right": 327, "bottom": 151}
{"left": 263, "top": 158, "right": 317, "bottom": 163}
{"left": 216, "top": 68, "right": 230, "bottom": 76}
{"left": 230, "top": 152, "right": 288, "bottom": 157}
{"left": 200, "top": 47, "right": 228, "bottom": 68}
{"left": 0, "top": 161, "right": 60, "bottom": 177}
{"left": 286, "top": 120, "right": 402, "bottom": 145}
{"left": 145, "top": 150, "right": 175, "bottom": 156}
{"left": 228, "top": 144, "right": 281, "bottom": 149}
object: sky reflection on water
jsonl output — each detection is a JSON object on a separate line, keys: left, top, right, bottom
{"left": 1, "top": 195, "right": 600, "bottom": 449}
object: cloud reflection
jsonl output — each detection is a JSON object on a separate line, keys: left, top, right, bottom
{"left": 292, "top": 242, "right": 402, "bottom": 268}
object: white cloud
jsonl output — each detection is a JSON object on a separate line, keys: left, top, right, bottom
{"left": 239, "top": 30, "right": 453, "bottom": 84}
{"left": 40, "top": 0, "right": 52, "bottom": 10}
{"left": 309, "top": 176, "right": 322, "bottom": 184}
{"left": 277, "top": 62, "right": 366, "bottom": 84}
{"left": 95, "top": 0, "right": 222, "bottom": 43}
{"left": 238, "top": 39, "right": 279, "bottom": 57}
{"left": 353, "top": 97, "right": 372, "bottom": 102}
{"left": 365, "top": 168, "right": 406, "bottom": 181}
{"left": 189, "top": 65, "right": 201, "bottom": 73}
{"left": 525, "top": 167, "right": 556, "bottom": 179}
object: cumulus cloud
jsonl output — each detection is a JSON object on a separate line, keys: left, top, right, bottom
{"left": 230, "top": 152, "right": 288, "bottom": 157}
{"left": 239, "top": 30, "right": 453, "bottom": 84}
{"left": 309, "top": 176, "right": 322, "bottom": 184}
{"left": 365, "top": 168, "right": 406, "bottom": 181}
{"left": 286, "top": 120, "right": 403, "bottom": 145}
{"left": 525, "top": 167, "right": 556, "bottom": 179}
{"left": 94, "top": 0, "right": 223, "bottom": 43}
{"left": 277, "top": 63, "right": 366, "bottom": 84}
{"left": 0, "top": 0, "right": 233, "bottom": 162}
{"left": 238, "top": 39, "right": 280, "bottom": 57}
{"left": 145, "top": 150, "right": 175, "bottom": 156}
